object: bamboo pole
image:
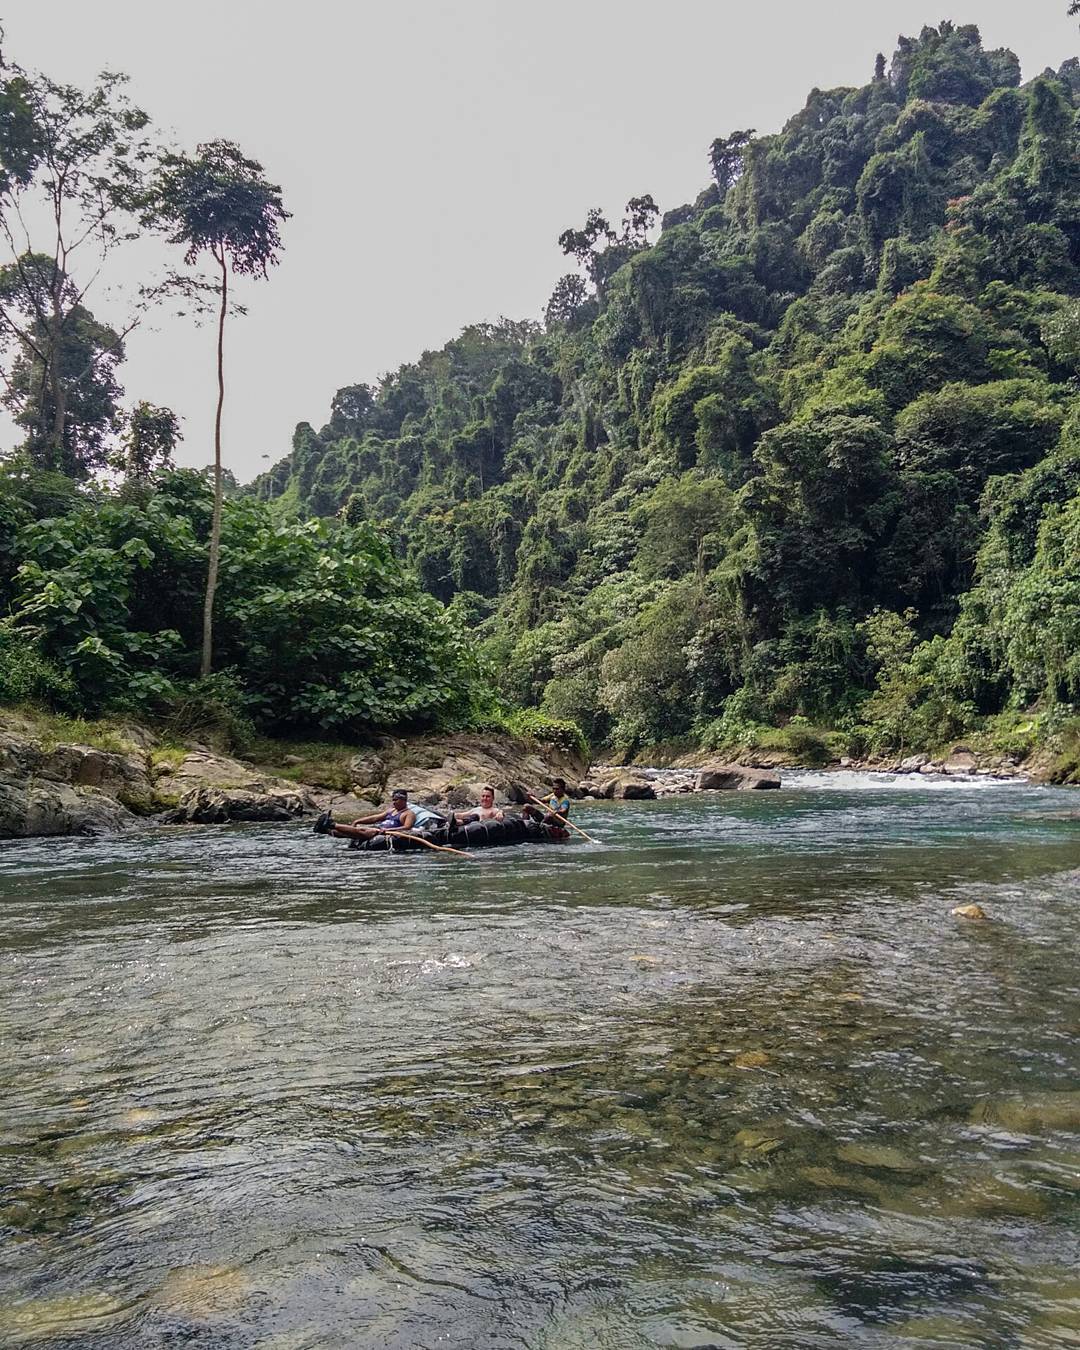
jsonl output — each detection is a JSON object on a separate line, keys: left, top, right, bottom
{"left": 525, "top": 793, "right": 598, "bottom": 844}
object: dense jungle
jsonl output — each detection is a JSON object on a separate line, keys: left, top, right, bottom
{"left": 3, "top": 20, "right": 1080, "bottom": 775}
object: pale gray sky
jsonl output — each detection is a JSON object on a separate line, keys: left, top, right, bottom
{"left": 2, "top": 1, "right": 1076, "bottom": 481}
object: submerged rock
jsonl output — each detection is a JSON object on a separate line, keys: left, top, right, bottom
{"left": 945, "top": 1173, "right": 1048, "bottom": 1218}
{"left": 733, "top": 1050, "right": 772, "bottom": 1069}
{"left": 798, "top": 1165, "right": 884, "bottom": 1198}
{"left": 971, "top": 1090, "right": 1080, "bottom": 1133}
{"left": 156, "top": 1264, "right": 252, "bottom": 1318}
{"left": 0, "top": 1292, "right": 129, "bottom": 1344}
{"left": 836, "top": 1141, "right": 922, "bottom": 1172}
{"left": 734, "top": 1127, "right": 785, "bottom": 1155}
{"left": 951, "top": 903, "right": 989, "bottom": 920}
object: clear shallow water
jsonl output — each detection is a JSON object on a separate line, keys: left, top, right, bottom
{"left": 1, "top": 773, "right": 1079, "bottom": 1348}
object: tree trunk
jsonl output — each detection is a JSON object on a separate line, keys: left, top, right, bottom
{"left": 200, "top": 253, "right": 228, "bottom": 678}
{"left": 47, "top": 295, "right": 66, "bottom": 471}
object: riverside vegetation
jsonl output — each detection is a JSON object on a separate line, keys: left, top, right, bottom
{"left": 3, "top": 21, "right": 1080, "bottom": 781}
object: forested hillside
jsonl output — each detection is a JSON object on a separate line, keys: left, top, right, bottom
{"left": 255, "top": 22, "right": 1080, "bottom": 760}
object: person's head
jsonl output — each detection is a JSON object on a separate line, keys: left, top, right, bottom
{"left": 552, "top": 778, "right": 566, "bottom": 794}
{"left": 480, "top": 785, "right": 496, "bottom": 807}
{"left": 391, "top": 788, "right": 408, "bottom": 808}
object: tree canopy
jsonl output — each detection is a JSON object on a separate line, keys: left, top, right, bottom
{"left": 250, "top": 21, "right": 1080, "bottom": 756}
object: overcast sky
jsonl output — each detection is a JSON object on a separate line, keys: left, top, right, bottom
{"left": 2, "top": 1, "right": 1076, "bottom": 481}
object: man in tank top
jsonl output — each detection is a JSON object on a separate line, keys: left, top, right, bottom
{"left": 322, "top": 788, "right": 445, "bottom": 841}
{"left": 453, "top": 785, "right": 505, "bottom": 827}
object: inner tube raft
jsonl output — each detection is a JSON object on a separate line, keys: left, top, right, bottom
{"left": 350, "top": 815, "right": 569, "bottom": 852}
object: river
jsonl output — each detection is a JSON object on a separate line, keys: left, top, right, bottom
{"left": 1, "top": 772, "right": 1079, "bottom": 1347}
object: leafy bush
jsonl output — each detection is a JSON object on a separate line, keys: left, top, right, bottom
{"left": 0, "top": 626, "right": 82, "bottom": 712}
{"left": 4, "top": 471, "right": 495, "bottom": 737}
{"left": 502, "top": 707, "right": 589, "bottom": 763}
{"left": 158, "top": 672, "right": 255, "bottom": 753}
{"left": 698, "top": 688, "right": 768, "bottom": 752}
{"left": 775, "top": 723, "right": 832, "bottom": 766}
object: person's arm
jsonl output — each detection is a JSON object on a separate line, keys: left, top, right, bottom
{"left": 351, "top": 809, "right": 387, "bottom": 825}
{"left": 397, "top": 809, "right": 417, "bottom": 830}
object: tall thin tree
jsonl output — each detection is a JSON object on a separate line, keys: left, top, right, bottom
{"left": 149, "top": 140, "right": 288, "bottom": 675}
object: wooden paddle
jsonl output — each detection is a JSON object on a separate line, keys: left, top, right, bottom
{"left": 378, "top": 827, "right": 475, "bottom": 860}
{"left": 525, "top": 792, "right": 598, "bottom": 844}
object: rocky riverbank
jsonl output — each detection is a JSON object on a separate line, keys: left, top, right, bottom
{"left": 0, "top": 706, "right": 796, "bottom": 839}
{"left": 580, "top": 762, "right": 782, "bottom": 800}
{"left": 0, "top": 710, "right": 590, "bottom": 840}
{"left": 1, "top": 705, "right": 1049, "bottom": 841}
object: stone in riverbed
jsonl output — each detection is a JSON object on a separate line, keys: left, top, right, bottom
{"left": 0, "top": 1291, "right": 129, "bottom": 1344}
{"left": 599, "top": 773, "right": 656, "bottom": 800}
{"left": 156, "top": 1264, "right": 252, "bottom": 1317}
{"left": 733, "top": 1050, "right": 772, "bottom": 1069}
{"left": 0, "top": 778, "right": 133, "bottom": 838}
{"left": 970, "top": 1090, "right": 1080, "bottom": 1133}
{"left": 951, "top": 903, "right": 988, "bottom": 920}
{"left": 695, "top": 763, "right": 781, "bottom": 791}
{"left": 734, "top": 1127, "right": 785, "bottom": 1155}
{"left": 835, "top": 1141, "right": 922, "bottom": 1172}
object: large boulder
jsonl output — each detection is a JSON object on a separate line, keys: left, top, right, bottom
{"left": 695, "top": 763, "right": 781, "bottom": 791}
{"left": 41, "top": 744, "right": 155, "bottom": 812}
{"left": 0, "top": 728, "right": 150, "bottom": 837}
{"left": 599, "top": 773, "right": 656, "bottom": 800}
{"left": 347, "top": 750, "right": 389, "bottom": 801}
{"left": 943, "top": 745, "right": 978, "bottom": 774}
{"left": 0, "top": 778, "right": 133, "bottom": 838}
{"left": 153, "top": 751, "right": 268, "bottom": 796}
{"left": 165, "top": 786, "right": 308, "bottom": 824}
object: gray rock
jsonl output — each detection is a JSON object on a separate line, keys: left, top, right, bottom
{"left": 695, "top": 763, "right": 781, "bottom": 790}
{"left": 348, "top": 751, "right": 388, "bottom": 796}
{"left": 169, "top": 786, "right": 307, "bottom": 824}
{"left": 943, "top": 745, "right": 978, "bottom": 773}
{"left": 41, "top": 744, "right": 155, "bottom": 810}
{"left": 599, "top": 774, "right": 656, "bottom": 800}
{"left": 0, "top": 778, "right": 133, "bottom": 838}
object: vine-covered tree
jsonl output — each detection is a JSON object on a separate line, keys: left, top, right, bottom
{"left": 708, "top": 129, "right": 755, "bottom": 192}
{"left": 119, "top": 401, "right": 181, "bottom": 480}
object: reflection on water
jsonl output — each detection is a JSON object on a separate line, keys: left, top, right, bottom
{"left": 1, "top": 774, "right": 1079, "bottom": 1347}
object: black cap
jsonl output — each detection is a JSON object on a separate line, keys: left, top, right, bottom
{"left": 391, "top": 787, "right": 408, "bottom": 799}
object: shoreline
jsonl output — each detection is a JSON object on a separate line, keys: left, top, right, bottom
{"left": 1, "top": 703, "right": 1069, "bottom": 842}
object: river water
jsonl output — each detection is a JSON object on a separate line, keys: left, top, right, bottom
{"left": 1, "top": 772, "right": 1079, "bottom": 1348}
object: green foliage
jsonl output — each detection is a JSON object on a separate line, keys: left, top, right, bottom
{"left": 698, "top": 687, "right": 769, "bottom": 752}
{"left": 0, "top": 626, "right": 81, "bottom": 711}
{"left": 2, "top": 470, "right": 494, "bottom": 737}
{"left": 11, "top": 20, "right": 1080, "bottom": 761}
{"left": 855, "top": 609, "right": 926, "bottom": 752}
{"left": 501, "top": 707, "right": 589, "bottom": 762}
{"left": 150, "top": 140, "right": 289, "bottom": 276}
{"left": 246, "top": 22, "right": 1080, "bottom": 754}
